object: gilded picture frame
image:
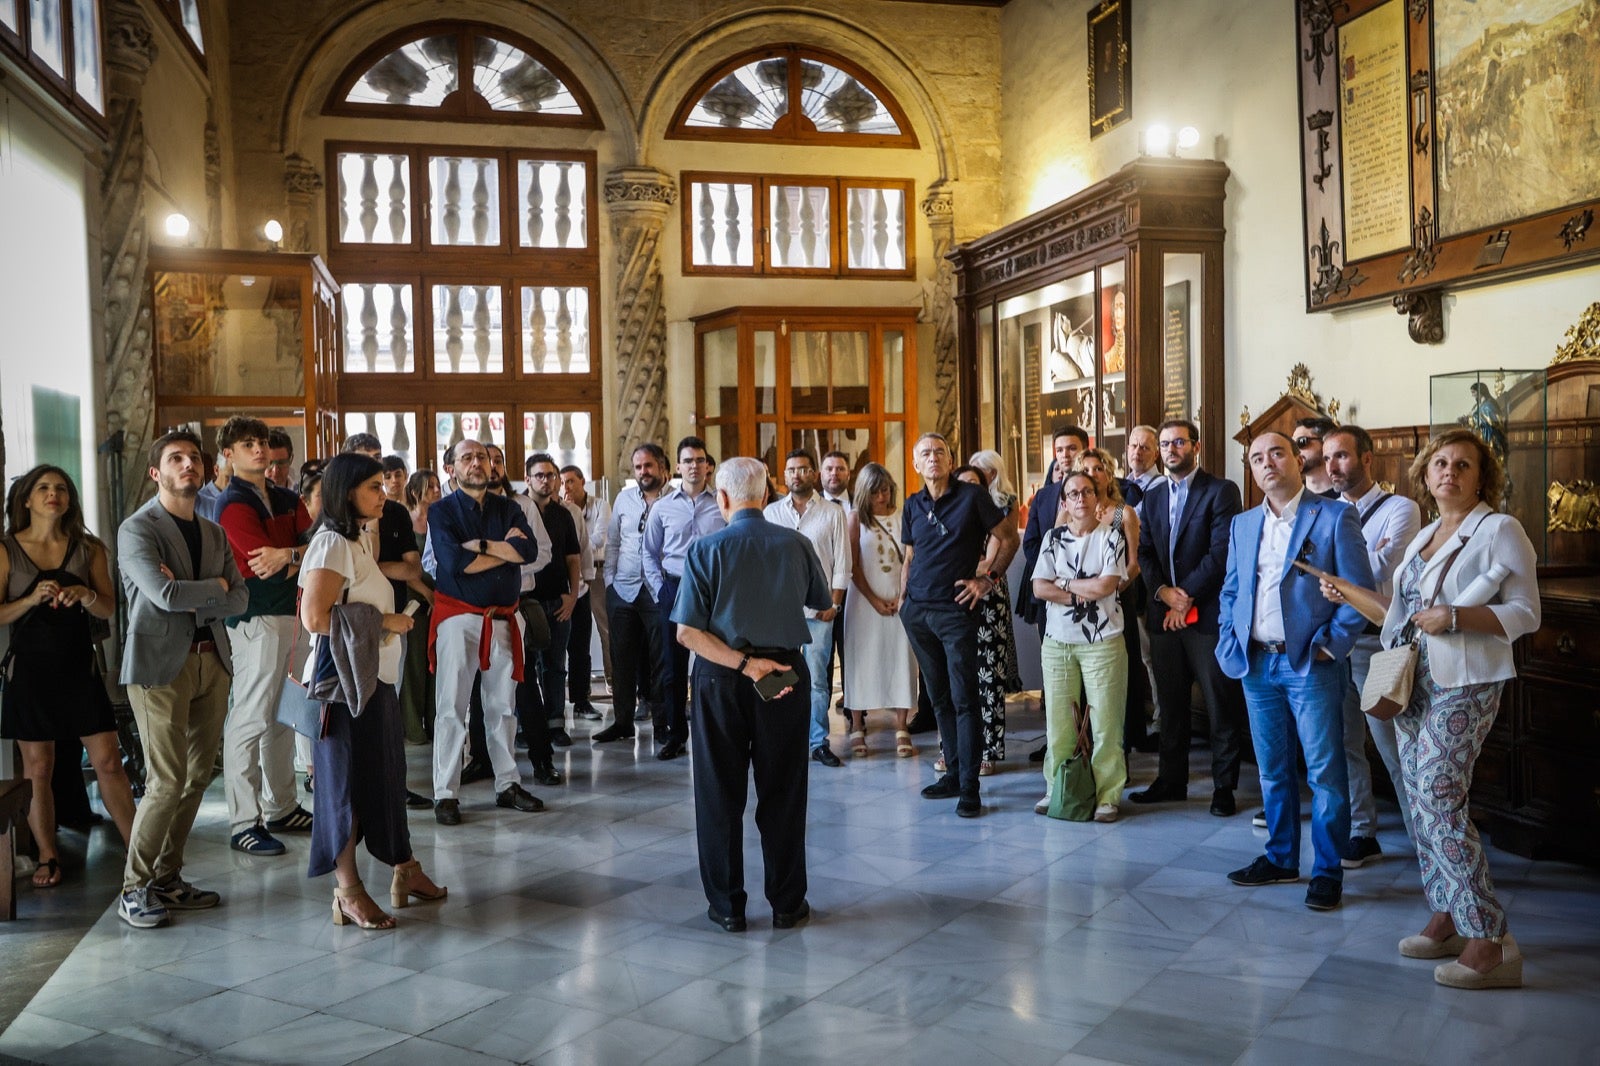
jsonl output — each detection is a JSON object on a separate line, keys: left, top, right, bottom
{"left": 1088, "top": 0, "right": 1132, "bottom": 139}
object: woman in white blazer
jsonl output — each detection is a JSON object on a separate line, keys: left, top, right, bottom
{"left": 1378, "top": 429, "right": 1540, "bottom": 990}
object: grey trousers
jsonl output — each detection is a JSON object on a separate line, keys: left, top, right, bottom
{"left": 1343, "top": 638, "right": 1416, "bottom": 843}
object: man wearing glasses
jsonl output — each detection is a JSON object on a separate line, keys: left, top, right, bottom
{"left": 643, "top": 436, "right": 727, "bottom": 760}
{"left": 899, "top": 432, "right": 1019, "bottom": 817}
{"left": 266, "top": 429, "right": 295, "bottom": 490}
{"left": 520, "top": 453, "right": 585, "bottom": 782}
{"left": 1132, "top": 418, "right": 1247, "bottom": 816}
{"left": 1292, "top": 417, "right": 1340, "bottom": 499}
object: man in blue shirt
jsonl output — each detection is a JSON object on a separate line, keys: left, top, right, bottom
{"left": 642, "top": 435, "right": 726, "bottom": 760}
{"left": 672, "top": 457, "right": 833, "bottom": 932}
{"left": 595, "top": 443, "right": 669, "bottom": 743}
{"left": 900, "top": 432, "right": 1020, "bottom": 817}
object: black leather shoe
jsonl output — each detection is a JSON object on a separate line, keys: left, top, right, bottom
{"left": 1210, "top": 788, "right": 1237, "bottom": 817}
{"left": 772, "top": 901, "right": 810, "bottom": 929}
{"left": 906, "top": 714, "right": 937, "bottom": 735}
{"left": 634, "top": 704, "right": 652, "bottom": 722}
{"left": 1129, "top": 782, "right": 1187, "bottom": 805}
{"left": 811, "top": 744, "right": 842, "bottom": 768}
{"left": 1305, "top": 875, "right": 1343, "bottom": 910}
{"left": 405, "top": 790, "right": 432, "bottom": 810}
{"left": 956, "top": 795, "right": 982, "bottom": 818}
{"left": 532, "top": 764, "right": 564, "bottom": 786}
{"left": 460, "top": 759, "right": 493, "bottom": 785}
{"left": 1028, "top": 743, "right": 1046, "bottom": 764}
{"left": 1228, "top": 855, "right": 1299, "bottom": 886}
{"left": 708, "top": 907, "right": 746, "bottom": 933}
{"left": 1132, "top": 733, "right": 1162, "bottom": 754}
{"left": 657, "top": 740, "right": 686, "bottom": 761}
{"left": 496, "top": 783, "right": 545, "bottom": 812}
{"left": 550, "top": 728, "right": 573, "bottom": 748}
{"left": 921, "top": 775, "right": 960, "bottom": 799}
{"left": 434, "top": 799, "right": 461, "bottom": 826}
{"left": 593, "top": 723, "right": 635, "bottom": 743}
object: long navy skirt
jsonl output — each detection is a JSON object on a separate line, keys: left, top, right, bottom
{"left": 309, "top": 683, "right": 411, "bottom": 877}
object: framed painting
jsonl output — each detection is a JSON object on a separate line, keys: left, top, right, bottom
{"left": 1089, "top": 0, "right": 1132, "bottom": 139}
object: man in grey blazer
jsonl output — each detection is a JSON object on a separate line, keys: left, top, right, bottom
{"left": 116, "top": 429, "right": 249, "bottom": 929}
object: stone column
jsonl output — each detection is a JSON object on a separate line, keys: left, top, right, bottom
{"left": 283, "top": 153, "right": 324, "bottom": 254}
{"left": 101, "top": 0, "right": 158, "bottom": 518}
{"left": 920, "top": 181, "right": 960, "bottom": 446}
{"left": 604, "top": 166, "right": 676, "bottom": 487}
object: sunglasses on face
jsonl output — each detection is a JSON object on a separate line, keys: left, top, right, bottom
{"left": 1292, "top": 436, "right": 1320, "bottom": 449}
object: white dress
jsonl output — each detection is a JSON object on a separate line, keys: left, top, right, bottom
{"left": 842, "top": 510, "right": 918, "bottom": 711}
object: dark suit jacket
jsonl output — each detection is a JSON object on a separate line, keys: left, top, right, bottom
{"left": 1137, "top": 469, "right": 1242, "bottom": 635}
{"left": 1015, "top": 479, "right": 1065, "bottom": 626}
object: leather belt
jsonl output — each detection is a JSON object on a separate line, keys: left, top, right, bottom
{"left": 191, "top": 639, "right": 217, "bottom": 655}
{"left": 1250, "top": 639, "right": 1287, "bottom": 655}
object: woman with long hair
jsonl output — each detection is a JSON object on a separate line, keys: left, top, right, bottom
{"left": 842, "top": 463, "right": 919, "bottom": 757}
{"left": 299, "top": 453, "right": 444, "bottom": 929}
{"left": 0, "top": 466, "right": 135, "bottom": 887}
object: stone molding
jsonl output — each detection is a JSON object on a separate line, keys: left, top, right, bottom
{"left": 606, "top": 167, "right": 675, "bottom": 486}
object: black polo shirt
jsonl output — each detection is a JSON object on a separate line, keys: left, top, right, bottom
{"left": 901, "top": 478, "right": 1007, "bottom": 604}
{"left": 531, "top": 497, "right": 581, "bottom": 601}
{"left": 375, "top": 499, "right": 414, "bottom": 609}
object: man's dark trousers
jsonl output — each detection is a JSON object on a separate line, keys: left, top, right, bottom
{"left": 900, "top": 600, "right": 982, "bottom": 797}
{"left": 690, "top": 654, "right": 810, "bottom": 920}
{"left": 1148, "top": 625, "right": 1244, "bottom": 793}
{"left": 655, "top": 575, "right": 691, "bottom": 746}
{"left": 525, "top": 599, "right": 570, "bottom": 764}
{"left": 606, "top": 585, "right": 659, "bottom": 725}
{"left": 567, "top": 586, "right": 595, "bottom": 705}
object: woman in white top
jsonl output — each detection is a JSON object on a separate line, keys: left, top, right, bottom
{"left": 843, "top": 463, "right": 919, "bottom": 757}
{"left": 1031, "top": 471, "right": 1130, "bottom": 822}
{"left": 300, "top": 453, "right": 445, "bottom": 930}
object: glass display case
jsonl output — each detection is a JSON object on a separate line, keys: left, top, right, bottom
{"left": 1429, "top": 367, "right": 1548, "bottom": 562}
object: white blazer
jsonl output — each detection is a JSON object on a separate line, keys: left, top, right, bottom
{"left": 1379, "top": 502, "right": 1541, "bottom": 688}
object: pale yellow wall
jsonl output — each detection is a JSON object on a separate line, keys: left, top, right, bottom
{"left": 1001, "top": 0, "right": 1600, "bottom": 482}
{"left": 138, "top": 0, "right": 224, "bottom": 248}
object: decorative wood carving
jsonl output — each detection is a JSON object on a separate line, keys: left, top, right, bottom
{"left": 605, "top": 167, "right": 675, "bottom": 488}
{"left": 1551, "top": 302, "right": 1600, "bottom": 367}
{"left": 1393, "top": 289, "right": 1444, "bottom": 345}
{"left": 1308, "top": 218, "right": 1366, "bottom": 305}
{"left": 283, "top": 153, "right": 324, "bottom": 253}
{"left": 1558, "top": 209, "right": 1593, "bottom": 252}
{"left": 920, "top": 182, "right": 959, "bottom": 446}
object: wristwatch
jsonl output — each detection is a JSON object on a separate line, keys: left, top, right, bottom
{"left": 1448, "top": 606, "right": 1459, "bottom": 633}
{"left": 477, "top": 538, "right": 489, "bottom": 555}
{"left": 289, "top": 548, "right": 301, "bottom": 566}
{"left": 737, "top": 653, "right": 751, "bottom": 676}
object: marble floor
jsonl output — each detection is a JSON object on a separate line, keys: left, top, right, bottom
{"left": 3, "top": 700, "right": 1599, "bottom": 1066}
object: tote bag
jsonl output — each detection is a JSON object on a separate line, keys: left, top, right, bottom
{"left": 1047, "top": 702, "right": 1097, "bottom": 821}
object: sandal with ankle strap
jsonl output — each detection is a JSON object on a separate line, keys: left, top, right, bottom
{"left": 33, "top": 858, "right": 62, "bottom": 888}
{"left": 895, "top": 731, "right": 915, "bottom": 758}
{"left": 390, "top": 860, "right": 448, "bottom": 909}
{"left": 849, "top": 730, "right": 868, "bottom": 757}
{"left": 332, "top": 880, "right": 395, "bottom": 930}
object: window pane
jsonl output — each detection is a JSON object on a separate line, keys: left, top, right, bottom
{"left": 754, "top": 330, "right": 776, "bottom": 414}
{"left": 29, "top": 0, "right": 64, "bottom": 73}
{"left": 430, "top": 284, "right": 504, "bottom": 373}
{"left": 883, "top": 330, "right": 904, "bottom": 414}
{"left": 152, "top": 271, "right": 305, "bottom": 396}
{"left": 435, "top": 411, "right": 506, "bottom": 476}
{"left": 522, "top": 411, "right": 593, "bottom": 481}
{"left": 177, "top": 0, "right": 202, "bottom": 52}
{"left": 474, "top": 37, "right": 583, "bottom": 114}
{"left": 335, "top": 152, "right": 411, "bottom": 244}
{"left": 520, "top": 285, "right": 589, "bottom": 373}
{"left": 790, "top": 330, "right": 868, "bottom": 416}
{"left": 702, "top": 423, "right": 739, "bottom": 469}
{"left": 71, "top": 0, "right": 101, "bottom": 110}
{"left": 845, "top": 186, "right": 906, "bottom": 271}
{"left": 516, "top": 159, "right": 587, "bottom": 248}
{"left": 347, "top": 35, "right": 457, "bottom": 106}
{"left": 689, "top": 181, "right": 755, "bottom": 267}
{"left": 342, "top": 282, "right": 415, "bottom": 373}
{"left": 342, "top": 412, "right": 419, "bottom": 474}
{"left": 799, "top": 59, "right": 901, "bottom": 135}
{"left": 701, "top": 326, "right": 737, "bottom": 418}
{"left": 884, "top": 421, "right": 906, "bottom": 495}
{"left": 683, "top": 56, "right": 787, "bottom": 129}
{"left": 1, "top": 0, "right": 17, "bottom": 32}
{"left": 429, "top": 155, "right": 501, "bottom": 246}
{"left": 768, "top": 184, "right": 830, "bottom": 269}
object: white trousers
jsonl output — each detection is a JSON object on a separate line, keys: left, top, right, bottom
{"left": 223, "top": 614, "right": 301, "bottom": 834}
{"left": 432, "top": 612, "right": 523, "bottom": 799}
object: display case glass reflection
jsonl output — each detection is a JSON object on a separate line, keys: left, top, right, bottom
{"left": 153, "top": 271, "right": 307, "bottom": 396}
{"left": 1428, "top": 368, "right": 1547, "bottom": 561}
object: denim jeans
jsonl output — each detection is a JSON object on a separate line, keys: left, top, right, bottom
{"left": 803, "top": 617, "right": 834, "bottom": 750}
{"left": 900, "top": 599, "right": 981, "bottom": 797}
{"left": 1241, "top": 647, "right": 1350, "bottom": 882}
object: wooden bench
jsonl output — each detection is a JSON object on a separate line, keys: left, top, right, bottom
{"left": 0, "top": 777, "right": 33, "bottom": 921}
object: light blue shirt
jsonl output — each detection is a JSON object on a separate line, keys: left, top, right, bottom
{"left": 1167, "top": 467, "right": 1197, "bottom": 560}
{"left": 642, "top": 485, "right": 725, "bottom": 599}
{"left": 606, "top": 485, "right": 657, "bottom": 604}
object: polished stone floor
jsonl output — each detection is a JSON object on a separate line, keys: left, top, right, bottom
{"left": 3, "top": 700, "right": 1599, "bottom": 1065}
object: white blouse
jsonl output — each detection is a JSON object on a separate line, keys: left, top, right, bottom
{"left": 299, "top": 527, "right": 402, "bottom": 685}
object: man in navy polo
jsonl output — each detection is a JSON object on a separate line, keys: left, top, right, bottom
{"left": 899, "top": 432, "right": 1019, "bottom": 817}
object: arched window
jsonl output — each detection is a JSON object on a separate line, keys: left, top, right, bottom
{"left": 669, "top": 45, "right": 916, "bottom": 148}
{"left": 324, "top": 21, "right": 601, "bottom": 128}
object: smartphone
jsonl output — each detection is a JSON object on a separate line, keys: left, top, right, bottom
{"left": 752, "top": 667, "right": 800, "bottom": 701}
{"left": 1183, "top": 605, "right": 1199, "bottom": 625}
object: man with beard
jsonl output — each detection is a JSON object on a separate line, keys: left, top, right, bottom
{"left": 594, "top": 443, "right": 669, "bottom": 743}
{"left": 1293, "top": 417, "right": 1340, "bottom": 499}
{"left": 560, "top": 464, "right": 611, "bottom": 721}
{"left": 115, "top": 430, "right": 249, "bottom": 927}
{"left": 817, "top": 451, "right": 854, "bottom": 730}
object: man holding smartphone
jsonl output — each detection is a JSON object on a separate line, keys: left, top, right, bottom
{"left": 671, "top": 457, "right": 833, "bottom": 933}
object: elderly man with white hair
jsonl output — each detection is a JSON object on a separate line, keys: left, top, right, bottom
{"left": 670, "top": 457, "right": 834, "bottom": 933}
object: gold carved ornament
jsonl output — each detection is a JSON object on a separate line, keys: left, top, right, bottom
{"left": 1550, "top": 301, "right": 1600, "bottom": 367}
{"left": 1548, "top": 480, "right": 1600, "bottom": 533}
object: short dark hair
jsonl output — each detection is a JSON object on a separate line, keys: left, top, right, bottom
{"left": 217, "top": 415, "right": 270, "bottom": 453}
{"left": 267, "top": 428, "right": 293, "bottom": 456}
{"left": 1293, "top": 416, "right": 1337, "bottom": 439}
{"left": 784, "top": 447, "right": 818, "bottom": 469}
{"left": 632, "top": 442, "right": 668, "bottom": 466}
{"left": 676, "top": 435, "right": 708, "bottom": 459}
{"left": 442, "top": 441, "right": 458, "bottom": 466}
{"left": 952, "top": 464, "right": 988, "bottom": 488}
{"left": 1324, "top": 423, "right": 1374, "bottom": 458}
{"left": 1158, "top": 418, "right": 1200, "bottom": 442}
{"left": 525, "top": 451, "right": 556, "bottom": 474}
{"left": 381, "top": 454, "right": 407, "bottom": 474}
{"left": 149, "top": 429, "right": 205, "bottom": 470}
{"left": 1053, "top": 424, "right": 1090, "bottom": 449}
{"left": 821, "top": 450, "right": 849, "bottom": 465}
{"left": 297, "top": 461, "right": 324, "bottom": 502}
{"left": 318, "top": 452, "right": 384, "bottom": 540}
{"left": 342, "top": 432, "right": 382, "bottom": 454}
{"left": 559, "top": 464, "right": 583, "bottom": 478}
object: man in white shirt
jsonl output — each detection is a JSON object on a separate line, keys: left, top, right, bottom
{"left": 1325, "top": 425, "right": 1422, "bottom": 862}
{"left": 561, "top": 465, "right": 611, "bottom": 719}
{"left": 764, "top": 448, "right": 851, "bottom": 767}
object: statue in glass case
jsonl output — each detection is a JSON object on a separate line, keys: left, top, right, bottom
{"left": 1460, "top": 381, "right": 1511, "bottom": 508}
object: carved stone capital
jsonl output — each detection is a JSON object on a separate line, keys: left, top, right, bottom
{"left": 284, "top": 154, "right": 324, "bottom": 201}
{"left": 604, "top": 167, "right": 677, "bottom": 216}
{"left": 920, "top": 182, "right": 954, "bottom": 227}
{"left": 105, "top": 0, "right": 157, "bottom": 78}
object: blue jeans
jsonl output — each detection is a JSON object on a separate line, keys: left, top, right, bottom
{"left": 803, "top": 617, "right": 834, "bottom": 750}
{"left": 900, "top": 599, "right": 982, "bottom": 797}
{"left": 1241, "top": 648, "right": 1350, "bottom": 882}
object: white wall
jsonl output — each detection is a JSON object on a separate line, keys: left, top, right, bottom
{"left": 1002, "top": 0, "right": 1600, "bottom": 476}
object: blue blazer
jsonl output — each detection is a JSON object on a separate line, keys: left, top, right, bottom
{"left": 1016, "top": 478, "right": 1065, "bottom": 625}
{"left": 1137, "top": 469, "right": 1242, "bottom": 635}
{"left": 1214, "top": 490, "right": 1375, "bottom": 679}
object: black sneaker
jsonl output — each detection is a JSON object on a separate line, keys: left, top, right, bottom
{"left": 956, "top": 795, "right": 982, "bottom": 818}
{"left": 811, "top": 744, "right": 842, "bottom": 768}
{"left": 435, "top": 799, "right": 461, "bottom": 825}
{"left": 1341, "top": 836, "right": 1383, "bottom": 869}
{"left": 1305, "top": 876, "right": 1343, "bottom": 910}
{"left": 405, "top": 790, "right": 432, "bottom": 810}
{"left": 496, "top": 783, "right": 545, "bottom": 812}
{"left": 150, "top": 876, "right": 221, "bottom": 910}
{"left": 264, "top": 805, "right": 313, "bottom": 833}
{"left": 550, "top": 728, "right": 574, "bottom": 748}
{"left": 920, "top": 775, "right": 960, "bottom": 799}
{"left": 1227, "top": 856, "right": 1300, "bottom": 887}
{"left": 575, "top": 702, "right": 603, "bottom": 721}
{"left": 592, "top": 723, "right": 635, "bottom": 743}
{"left": 229, "top": 826, "right": 287, "bottom": 856}
{"left": 1251, "top": 810, "right": 1268, "bottom": 828}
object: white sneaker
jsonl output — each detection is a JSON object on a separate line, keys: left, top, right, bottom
{"left": 1034, "top": 793, "right": 1051, "bottom": 815}
{"left": 1094, "top": 803, "right": 1119, "bottom": 823}
{"left": 118, "top": 886, "right": 170, "bottom": 929}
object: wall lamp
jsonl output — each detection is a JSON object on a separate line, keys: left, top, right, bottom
{"left": 1142, "top": 124, "right": 1201, "bottom": 157}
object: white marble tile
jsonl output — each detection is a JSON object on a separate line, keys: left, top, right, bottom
{"left": 28, "top": 971, "right": 224, "bottom": 1031}
{"left": 151, "top": 935, "right": 328, "bottom": 988}
{"left": 0, "top": 1011, "right": 97, "bottom": 1060}
{"left": 326, "top": 971, "right": 507, "bottom": 1034}
{"left": 34, "top": 1030, "right": 200, "bottom": 1066}
{"left": 113, "top": 989, "right": 311, "bottom": 1054}
{"left": 210, "top": 1011, "right": 406, "bottom": 1065}
{"left": 535, "top": 1015, "right": 727, "bottom": 1066}
{"left": 235, "top": 951, "right": 416, "bottom": 1010}
{"left": 425, "top": 992, "right": 610, "bottom": 1061}
{"left": 524, "top": 955, "right": 695, "bottom": 1014}
{"left": 633, "top": 978, "right": 807, "bottom": 1043}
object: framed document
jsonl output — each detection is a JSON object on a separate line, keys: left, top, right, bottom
{"left": 1088, "top": 0, "right": 1131, "bottom": 139}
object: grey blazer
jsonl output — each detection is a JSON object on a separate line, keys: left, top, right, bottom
{"left": 118, "top": 496, "right": 250, "bottom": 687}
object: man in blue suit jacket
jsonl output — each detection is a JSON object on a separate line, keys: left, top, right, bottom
{"left": 1218, "top": 431, "right": 1374, "bottom": 911}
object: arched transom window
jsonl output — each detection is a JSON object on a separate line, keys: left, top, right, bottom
{"left": 670, "top": 45, "right": 916, "bottom": 148}
{"left": 325, "top": 21, "right": 600, "bottom": 128}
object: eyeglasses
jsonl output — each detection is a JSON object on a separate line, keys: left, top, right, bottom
{"left": 527, "top": 471, "right": 558, "bottom": 481}
{"left": 1062, "top": 489, "right": 1095, "bottom": 500}
{"left": 1292, "top": 436, "right": 1320, "bottom": 449}
{"left": 1158, "top": 439, "right": 1193, "bottom": 450}
{"left": 923, "top": 505, "right": 949, "bottom": 538}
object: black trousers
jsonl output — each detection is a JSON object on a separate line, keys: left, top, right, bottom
{"left": 516, "top": 596, "right": 558, "bottom": 765}
{"left": 1120, "top": 590, "right": 1153, "bottom": 748}
{"left": 655, "top": 575, "right": 691, "bottom": 746}
{"left": 690, "top": 653, "right": 810, "bottom": 919}
{"left": 567, "top": 586, "right": 594, "bottom": 704}
{"left": 1147, "top": 623, "right": 1246, "bottom": 792}
{"left": 606, "top": 585, "right": 659, "bottom": 727}
{"left": 900, "top": 600, "right": 982, "bottom": 797}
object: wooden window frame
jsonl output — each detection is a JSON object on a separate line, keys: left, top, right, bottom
{"left": 0, "top": 0, "right": 108, "bottom": 128}
{"left": 668, "top": 45, "right": 917, "bottom": 149}
{"left": 681, "top": 172, "right": 915, "bottom": 280}
{"left": 323, "top": 20, "right": 601, "bottom": 130}
{"left": 149, "top": 0, "right": 204, "bottom": 67}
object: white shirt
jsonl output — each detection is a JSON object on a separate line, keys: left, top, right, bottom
{"left": 299, "top": 527, "right": 402, "bottom": 685}
{"left": 1250, "top": 490, "right": 1303, "bottom": 644}
{"left": 1344, "top": 483, "right": 1422, "bottom": 598}
{"left": 1031, "top": 520, "right": 1127, "bottom": 644}
{"left": 509, "top": 494, "right": 556, "bottom": 595}
{"left": 575, "top": 492, "right": 610, "bottom": 564}
{"left": 563, "top": 498, "right": 594, "bottom": 590}
{"left": 821, "top": 489, "right": 853, "bottom": 513}
{"left": 764, "top": 491, "right": 851, "bottom": 619}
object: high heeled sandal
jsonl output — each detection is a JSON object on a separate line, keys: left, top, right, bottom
{"left": 1434, "top": 932, "right": 1523, "bottom": 989}
{"left": 390, "top": 859, "right": 448, "bottom": 909}
{"left": 332, "top": 881, "right": 395, "bottom": 930}
{"left": 895, "top": 730, "right": 915, "bottom": 758}
{"left": 849, "top": 730, "right": 868, "bottom": 757}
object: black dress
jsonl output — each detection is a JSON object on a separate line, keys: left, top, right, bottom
{"left": 0, "top": 536, "right": 114, "bottom": 742}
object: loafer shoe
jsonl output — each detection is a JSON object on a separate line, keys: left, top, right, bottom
{"left": 118, "top": 886, "right": 169, "bottom": 929}
{"left": 592, "top": 724, "right": 635, "bottom": 743}
{"left": 533, "top": 763, "right": 564, "bottom": 786}
{"left": 708, "top": 907, "right": 746, "bottom": 933}
{"left": 773, "top": 902, "right": 811, "bottom": 929}
{"left": 460, "top": 759, "right": 494, "bottom": 785}
{"left": 404, "top": 790, "right": 432, "bottom": 810}
{"left": 1304, "top": 876, "right": 1343, "bottom": 911}
{"left": 956, "top": 795, "right": 982, "bottom": 818}
{"left": 657, "top": 740, "right": 686, "bottom": 761}
{"left": 150, "top": 877, "right": 220, "bottom": 910}
{"left": 1227, "top": 856, "right": 1299, "bottom": 887}
{"left": 550, "top": 728, "right": 574, "bottom": 748}
{"left": 230, "top": 826, "right": 286, "bottom": 856}
{"left": 434, "top": 799, "right": 461, "bottom": 825}
{"left": 1341, "top": 836, "right": 1383, "bottom": 868}
{"left": 264, "top": 805, "right": 314, "bottom": 832}
{"left": 920, "top": 775, "right": 960, "bottom": 799}
{"left": 497, "top": 783, "right": 545, "bottom": 812}
{"left": 1129, "top": 782, "right": 1186, "bottom": 805}
{"left": 811, "top": 744, "right": 842, "bottom": 767}
{"left": 1209, "top": 788, "right": 1236, "bottom": 817}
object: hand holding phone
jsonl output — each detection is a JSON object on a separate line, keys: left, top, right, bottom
{"left": 752, "top": 666, "right": 800, "bottom": 701}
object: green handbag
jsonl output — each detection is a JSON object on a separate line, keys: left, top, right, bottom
{"left": 1047, "top": 702, "right": 1097, "bottom": 822}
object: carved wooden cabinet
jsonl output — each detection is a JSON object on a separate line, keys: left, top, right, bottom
{"left": 949, "top": 157, "right": 1229, "bottom": 495}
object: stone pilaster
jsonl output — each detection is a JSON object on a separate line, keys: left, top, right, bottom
{"left": 921, "top": 181, "right": 960, "bottom": 447}
{"left": 604, "top": 166, "right": 676, "bottom": 487}
{"left": 283, "top": 154, "right": 324, "bottom": 253}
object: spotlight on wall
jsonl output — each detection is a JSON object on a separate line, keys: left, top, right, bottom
{"left": 164, "top": 212, "right": 191, "bottom": 239}
{"left": 262, "top": 219, "right": 284, "bottom": 247}
{"left": 1142, "top": 124, "right": 1171, "bottom": 156}
{"left": 1177, "top": 126, "right": 1201, "bottom": 151}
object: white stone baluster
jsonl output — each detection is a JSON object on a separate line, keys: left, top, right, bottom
{"left": 555, "top": 287, "right": 573, "bottom": 372}
{"left": 893, "top": 191, "right": 905, "bottom": 268}
{"left": 442, "top": 159, "right": 462, "bottom": 244}
{"left": 724, "top": 183, "right": 741, "bottom": 265}
{"left": 526, "top": 163, "right": 544, "bottom": 247}
{"left": 359, "top": 284, "right": 378, "bottom": 371}
{"left": 531, "top": 414, "right": 549, "bottom": 451}
{"left": 799, "top": 187, "right": 818, "bottom": 268}
{"left": 389, "top": 284, "right": 409, "bottom": 372}
{"left": 848, "top": 188, "right": 865, "bottom": 268}
{"left": 527, "top": 286, "right": 547, "bottom": 372}
{"left": 472, "top": 159, "right": 490, "bottom": 245}
{"left": 574, "top": 291, "right": 590, "bottom": 371}
{"left": 559, "top": 412, "right": 577, "bottom": 453}
{"left": 773, "top": 187, "right": 792, "bottom": 267}
{"left": 472, "top": 285, "right": 491, "bottom": 370}
{"left": 444, "top": 286, "right": 463, "bottom": 371}
{"left": 698, "top": 182, "right": 715, "bottom": 264}
{"left": 359, "top": 154, "right": 379, "bottom": 242}
{"left": 873, "top": 188, "right": 890, "bottom": 269}
{"left": 387, "top": 155, "right": 407, "bottom": 242}
{"left": 555, "top": 162, "right": 573, "bottom": 248}
{"left": 337, "top": 160, "right": 351, "bottom": 242}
